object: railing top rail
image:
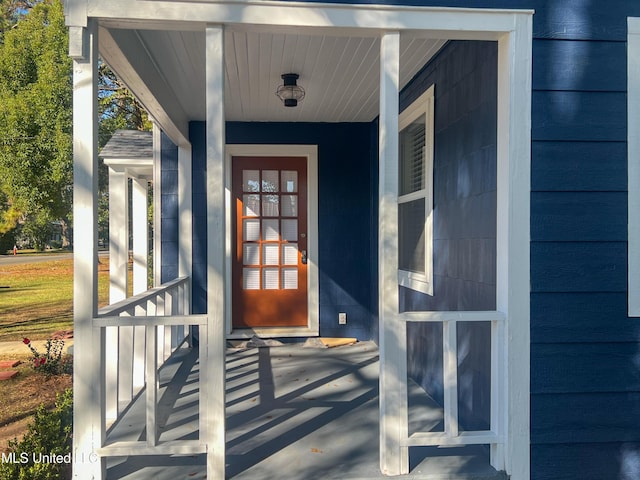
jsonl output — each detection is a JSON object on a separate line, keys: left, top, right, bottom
{"left": 400, "top": 310, "right": 506, "bottom": 323}
{"left": 97, "top": 276, "right": 189, "bottom": 317}
{"left": 93, "top": 314, "right": 208, "bottom": 328}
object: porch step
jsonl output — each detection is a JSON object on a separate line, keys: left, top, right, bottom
{"left": 0, "top": 360, "right": 21, "bottom": 369}
{"left": 0, "top": 370, "right": 19, "bottom": 381}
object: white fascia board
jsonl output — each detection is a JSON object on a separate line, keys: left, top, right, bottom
{"left": 629, "top": 17, "right": 640, "bottom": 316}
{"left": 99, "top": 27, "right": 190, "bottom": 147}
{"left": 87, "top": 1, "right": 532, "bottom": 37}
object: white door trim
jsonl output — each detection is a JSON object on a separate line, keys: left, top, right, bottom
{"left": 225, "top": 144, "right": 319, "bottom": 338}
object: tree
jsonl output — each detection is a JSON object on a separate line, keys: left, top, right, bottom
{"left": 0, "top": 0, "right": 71, "bottom": 249}
{"left": 0, "top": 0, "right": 152, "bottom": 252}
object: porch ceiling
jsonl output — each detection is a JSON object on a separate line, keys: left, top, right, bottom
{"left": 99, "top": 26, "right": 446, "bottom": 125}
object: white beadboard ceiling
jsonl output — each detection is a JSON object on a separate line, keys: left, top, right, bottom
{"left": 106, "top": 27, "right": 446, "bottom": 123}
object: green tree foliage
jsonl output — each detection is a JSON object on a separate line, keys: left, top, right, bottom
{"left": 0, "top": 1, "right": 151, "bottom": 251}
{"left": 0, "top": 0, "right": 71, "bottom": 248}
{"left": 99, "top": 62, "right": 152, "bottom": 139}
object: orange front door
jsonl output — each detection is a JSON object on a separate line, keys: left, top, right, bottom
{"left": 232, "top": 156, "right": 308, "bottom": 328}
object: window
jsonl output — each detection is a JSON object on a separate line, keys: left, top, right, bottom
{"left": 398, "top": 85, "right": 434, "bottom": 295}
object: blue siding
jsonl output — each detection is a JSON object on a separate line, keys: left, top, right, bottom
{"left": 160, "top": 132, "right": 179, "bottom": 283}
{"left": 189, "top": 121, "right": 378, "bottom": 340}
{"left": 401, "top": 40, "right": 497, "bottom": 433}
{"left": 524, "top": 1, "right": 635, "bottom": 478}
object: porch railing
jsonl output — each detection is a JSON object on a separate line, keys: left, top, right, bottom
{"left": 92, "top": 276, "right": 209, "bottom": 456}
{"left": 399, "top": 311, "right": 506, "bottom": 451}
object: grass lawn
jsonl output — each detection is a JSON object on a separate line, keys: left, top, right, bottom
{"left": 0, "top": 254, "right": 110, "bottom": 342}
{"left": 0, "top": 253, "right": 114, "bottom": 452}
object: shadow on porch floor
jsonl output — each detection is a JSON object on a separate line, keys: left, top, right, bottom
{"left": 106, "top": 341, "right": 507, "bottom": 479}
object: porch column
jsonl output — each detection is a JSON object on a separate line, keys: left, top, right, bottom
{"left": 378, "top": 31, "right": 408, "bottom": 476}
{"left": 204, "top": 24, "right": 226, "bottom": 479}
{"left": 108, "top": 168, "right": 129, "bottom": 302}
{"left": 71, "top": 19, "right": 106, "bottom": 479}
{"left": 496, "top": 15, "right": 533, "bottom": 479}
{"left": 131, "top": 176, "right": 148, "bottom": 394}
{"left": 132, "top": 176, "right": 149, "bottom": 295}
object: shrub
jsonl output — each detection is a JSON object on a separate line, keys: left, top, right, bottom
{"left": 22, "top": 339, "right": 72, "bottom": 377}
{"left": 0, "top": 389, "right": 73, "bottom": 480}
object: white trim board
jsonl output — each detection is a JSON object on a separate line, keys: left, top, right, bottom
{"left": 224, "top": 144, "right": 320, "bottom": 338}
{"left": 629, "top": 17, "right": 640, "bottom": 317}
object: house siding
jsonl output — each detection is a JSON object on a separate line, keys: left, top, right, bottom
{"left": 525, "top": 3, "right": 638, "bottom": 479}
{"left": 188, "top": 121, "right": 378, "bottom": 340}
{"left": 399, "top": 40, "right": 497, "bottom": 433}
{"left": 160, "top": 131, "right": 179, "bottom": 283}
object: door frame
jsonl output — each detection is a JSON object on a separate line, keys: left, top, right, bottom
{"left": 225, "top": 144, "right": 319, "bottom": 338}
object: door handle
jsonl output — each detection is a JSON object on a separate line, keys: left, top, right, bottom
{"left": 301, "top": 250, "right": 308, "bottom": 265}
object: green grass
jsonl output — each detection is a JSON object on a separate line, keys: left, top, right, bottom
{"left": 0, "top": 257, "right": 110, "bottom": 342}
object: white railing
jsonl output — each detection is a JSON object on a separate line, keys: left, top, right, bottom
{"left": 399, "top": 310, "right": 506, "bottom": 448}
{"left": 92, "top": 277, "right": 209, "bottom": 456}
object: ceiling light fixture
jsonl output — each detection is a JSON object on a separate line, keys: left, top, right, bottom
{"left": 276, "top": 73, "right": 305, "bottom": 107}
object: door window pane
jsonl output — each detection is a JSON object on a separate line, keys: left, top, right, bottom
{"left": 243, "top": 194, "right": 260, "bottom": 217}
{"left": 282, "top": 268, "right": 298, "bottom": 289}
{"left": 243, "top": 219, "right": 260, "bottom": 241}
{"left": 281, "top": 195, "right": 298, "bottom": 217}
{"left": 263, "top": 269, "right": 279, "bottom": 289}
{"left": 243, "top": 268, "right": 260, "bottom": 290}
{"left": 243, "top": 170, "right": 260, "bottom": 192}
{"left": 282, "top": 244, "right": 298, "bottom": 265}
{"left": 263, "top": 244, "right": 279, "bottom": 265}
{"left": 243, "top": 244, "right": 259, "bottom": 265}
{"left": 262, "top": 194, "right": 279, "bottom": 216}
{"left": 262, "top": 170, "right": 279, "bottom": 192}
{"left": 282, "top": 219, "right": 298, "bottom": 241}
{"left": 281, "top": 171, "right": 298, "bottom": 192}
{"left": 263, "top": 219, "right": 279, "bottom": 241}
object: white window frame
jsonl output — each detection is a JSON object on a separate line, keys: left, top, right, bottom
{"left": 629, "top": 17, "right": 640, "bottom": 316}
{"left": 398, "top": 85, "right": 435, "bottom": 296}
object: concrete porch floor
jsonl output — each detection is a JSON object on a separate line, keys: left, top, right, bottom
{"left": 105, "top": 341, "right": 507, "bottom": 479}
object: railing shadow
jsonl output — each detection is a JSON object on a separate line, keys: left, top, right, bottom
{"left": 225, "top": 345, "right": 379, "bottom": 478}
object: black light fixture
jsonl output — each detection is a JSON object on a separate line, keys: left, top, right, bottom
{"left": 276, "top": 73, "right": 305, "bottom": 107}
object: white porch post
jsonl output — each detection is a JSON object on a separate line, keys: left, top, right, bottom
{"left": 108, "top": 168, "right": 129, "bottom": 303}
{"left": 131, "top": 176, "right": 148, "bottom": 394}
{"left": 496, "top": 15, "right": 533, "bottom": 479}
{"left": 204, "top": 24, "right": 226, "bottom": 479}
{"left": 378, "top": 31, "right": 408, "bottom": 476}
{"left": 71, "top": 19, "right": 106, "bottom": 479}
{"left": 132, "top": 177, "right": 149, "bottom": 295}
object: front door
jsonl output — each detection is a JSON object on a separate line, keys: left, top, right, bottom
{"left": 232, "top": 156, "right": 308, "bottom": 328}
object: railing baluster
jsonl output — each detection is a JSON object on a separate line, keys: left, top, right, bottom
{"left": 133, "top": 303, "right": 146, "bottom": 395}
{"left": 156, "top": 293, "right": 166, "bottom": 364}
{"left": 443, "top": 320, "right": 459, "bottom": 437}
{"left": 165, "top": 288, "right": 175, "bottom": 359}
{"left": 145, "top": 325, "right": 158, "bottom": 447}
{"left": 118, "top": 311, "right": 134, "bottom": 413}
{"left": 105, "top": 325, "right": 119, "bottom": 424}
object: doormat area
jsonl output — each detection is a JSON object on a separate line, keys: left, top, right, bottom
{"left": 231, "top": 336, "right": 358, "bottom": 349}
{"left": 303, "top": 337, "right": 358, "bottom": 348}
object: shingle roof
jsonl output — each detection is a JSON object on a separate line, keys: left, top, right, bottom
{"left": 100, "top": 130, "right": 153, "bottom": 159}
